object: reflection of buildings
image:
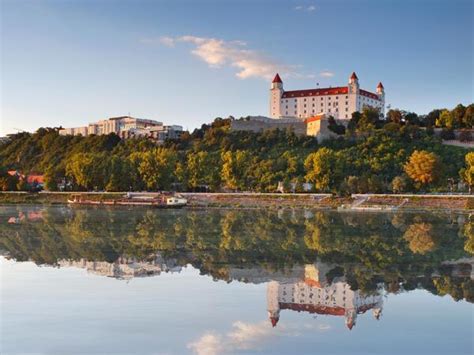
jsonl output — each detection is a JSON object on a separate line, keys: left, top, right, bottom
{"left": 266, "top": 263, "right": 383, "bottom": 330}
{"left": 58, "top": 254, "right": 182, "bottom": 280}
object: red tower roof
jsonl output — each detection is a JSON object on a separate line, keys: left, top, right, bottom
{"left": 270, "top": 317, "right": 279, "bottom": 327}
{"left": 377, "top": 82, "right": 384, "bottom": 89}
{"left": 350, "top": 72, "right": 358, "bottom": 80}
{"left": 272, "top": 73, "right": 282, "bottom": 83}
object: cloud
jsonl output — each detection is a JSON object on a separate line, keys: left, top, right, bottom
{"left": 319, "top": 70, "right": 335, "bottom": 78}
{"left": 159, "top": 36, "right": 175, "bottom": 47}
{"left": 188, "top": 321, "right": 280, "bottom": 355}
{"left": 146, "top": 35, "right": 302, "bottom": 80}
{"left": 294, "top": 5, "right": 317, "bottom": 12}
{"left": 187, "top": 333, "right": 223, "bottom": 355}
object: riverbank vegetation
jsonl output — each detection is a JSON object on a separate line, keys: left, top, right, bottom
{"left": 1, "top": 104, "right": 473, "bottom": 194}
{"left": 1, "top": 207, "right": 472, "bottom": 302}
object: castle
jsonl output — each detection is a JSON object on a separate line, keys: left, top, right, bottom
{"left": 270, "top": 72, "right": 385, "bottom": 120}
{"left": 266, "top": 263, "right": 384, "bottom": 330}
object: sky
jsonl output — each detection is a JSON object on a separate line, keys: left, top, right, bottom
{"left": 1, "top": 0, "right": 473, "bottom": 136}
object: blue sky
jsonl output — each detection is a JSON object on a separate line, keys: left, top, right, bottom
{"left": 1, "top": 0, "right": 472, "bottom": 135}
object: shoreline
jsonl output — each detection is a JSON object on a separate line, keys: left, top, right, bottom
{"left": 0, "top": 192, "right": 473, "bottom": 212}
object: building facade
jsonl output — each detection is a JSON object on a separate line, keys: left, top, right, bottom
{"left": 59, "top": 116, "right": 183, "bottom": 143}
{"left": 270, "top": 72, "right": 385, "bottom": 120}
{"left": 267, "top": 263, "right": 384, "bottom": 330}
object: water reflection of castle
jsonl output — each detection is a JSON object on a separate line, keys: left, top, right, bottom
{"left": 58, "top": 255, "right": 182, "bottom": 280}
{"left": 227, "top": 262, "right": 383, "bottom": 330}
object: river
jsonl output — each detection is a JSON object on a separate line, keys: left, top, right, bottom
{"left": 1, "top": 205, "right": 473, "bottom": 354}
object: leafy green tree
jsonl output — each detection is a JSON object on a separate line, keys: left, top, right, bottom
{"left": 132, "top": 148, "right": 177, "bottom": 190}
{"left": 436, "top": 110, "right": 454, "bottom": 129}
{"left": 304, "top": 147, "right": 342, "bottom": 192}
{"left": 461, "top": 152, "right": 474, "bottom": 193}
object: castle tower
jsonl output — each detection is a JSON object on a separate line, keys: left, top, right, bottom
{"left": 270, "top": 73, "right": 283, "bottom": 119}
{"left": 347, "top": 72, "right": 360, "bottom": 116}
{"left": 376, "top": 82, "right": 385, "bottom": 102}
{"left": 345, "top": 308, "right": 357, "bottom": 330}
{"left": 348, "top": 72, "right": 360, "bottom": 94}
{"left": 267, "top": 281, "right": 281, "bottom": 327}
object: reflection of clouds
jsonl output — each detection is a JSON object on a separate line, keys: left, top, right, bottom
{"left": 188, "top": 333, "right": 222, "bottom": 355}
{"left": 188, "top": 321, "right": 276, "bottom": 355}
{"left": 188, "top": 320, "right": 330, "bottom": 354}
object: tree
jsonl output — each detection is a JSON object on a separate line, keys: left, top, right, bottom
{"left": 220, "top": 150, "right": 252, "bottom": 191}
{"left": 403, "top": 223, "right": 436, "bottom": 254}
{"left": 462, "top": 104, "right": 474, "bottom": 128}
{"left": 436, "top": 110, "right": 454, "bottom": 129}
{"left": 391, "top": 175, "right": 408, "bottom": 193}
{"left": 304, "top": 147, "right": 342, "bottom": 192}
{"left": 404, "top": 150, "right": 442, "bottom": 187}
{"left": 387, "top": 109, "right": 403, "bottom": 124}
{"left": 461, "top": 152, "right": 474, "bottom": 193}
{"left": 131, "top": 148, "right": 177, "bottom": 191}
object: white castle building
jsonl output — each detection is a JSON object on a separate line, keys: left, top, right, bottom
{"left": 270, "top": 72, "right": 385, "bottom": 120}
{"left": 267, "top": 263, "right": 383, "bottom": 330}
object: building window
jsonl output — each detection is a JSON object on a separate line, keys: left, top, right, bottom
{"left": 346, "top": 101, "right": 348, "bottom": 105}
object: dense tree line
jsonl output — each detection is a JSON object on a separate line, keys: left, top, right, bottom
{"left": 0, "top": 105, "right": 473, "bottom": 194}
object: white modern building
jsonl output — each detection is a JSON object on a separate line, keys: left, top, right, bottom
{"left": 59, "top": 115, "right": 183, "bottom": 143}
{"left": 270, "top": 72, "right": 385, "bottom": 120}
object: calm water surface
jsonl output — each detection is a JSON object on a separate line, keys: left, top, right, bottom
{"left": 1, "top": 205, "right": 473, "bottom": 355}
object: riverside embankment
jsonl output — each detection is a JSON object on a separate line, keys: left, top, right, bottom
{"left": 0, "top": 191, "right": 473, "bottom": 212}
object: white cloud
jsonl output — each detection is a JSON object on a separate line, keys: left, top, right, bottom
{"left": 319, "top": 70, "right": 335, "bottom": 78}
{"left": 146, "top": 35, "right": 301, "bottom": 80}
{"left": 188, "top": 321, "right": 280, "bottom": 355}
{"left": 159, "top": 36, "right": 175, "bottom": 47}
{"left": 187, "top": 333, "right": 223, "bottom": 355}
{"left": 294, "top": 5, "right": 317, "bottom": 12}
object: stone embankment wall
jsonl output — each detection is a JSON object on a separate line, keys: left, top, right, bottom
{"left": 230, "top": 116, "right": 307, "bottom": 135}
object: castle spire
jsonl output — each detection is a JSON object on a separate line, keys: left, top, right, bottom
{"left": 272, "top": 73, "right": 282, "bottom": 83}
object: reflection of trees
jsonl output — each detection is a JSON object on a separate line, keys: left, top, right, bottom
{"left": 403, "top": 223, "right": 436, "bottom": 255}
{"left": 0, "top": 207, "right": 472, "bottom": 302}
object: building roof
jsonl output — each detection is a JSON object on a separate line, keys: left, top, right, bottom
{"left": 26, "top": 175, "right": 44, "bottom": 185}
{"left": 350, "top": 72, "right": 358, "bottom": 80}
{"left": 305, "top": 114, "right": 325, "bottom": 124}
{"left": 272, "top": 73, "right": 282, "bottom": 83}
{"left": 281, "top": 86, "right": 348, "bottom": 98}
{"left": 359, "top": 89, "right": 380, "bottom": 100}
{"left": 377, "top": 82, "right": 384, "bottom": 89}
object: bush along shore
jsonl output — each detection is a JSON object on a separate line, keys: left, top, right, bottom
{"left": 1, "top": 106, "right": 473, "bottom": 195}
{"left": 0, "top": 192, "right": 473, "bottom": 212}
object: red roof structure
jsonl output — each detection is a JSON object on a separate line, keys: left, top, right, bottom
{"left": 377, "top": 82, "right": 384, "bottom": 89}
{"left": 350, "top": 72, "right": 358, "bottom": 80}
{"left": 272, "top": 73, "right": 282, "bottom": 83}
{"left": 282, "top": 86, "right": 348, "bottom": 98}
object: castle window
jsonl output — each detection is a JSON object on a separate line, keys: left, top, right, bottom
{"left": 286, "top": 105, "right": 288, "bottom": 109}
{"left": 304, "top": 104, "right": 306, "bottom": 108}
{"left": 304, "top": 98, "right": 306, "bottom": 101}
{"left": 345, "top": 108, "right": 348, "bottom": 112}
